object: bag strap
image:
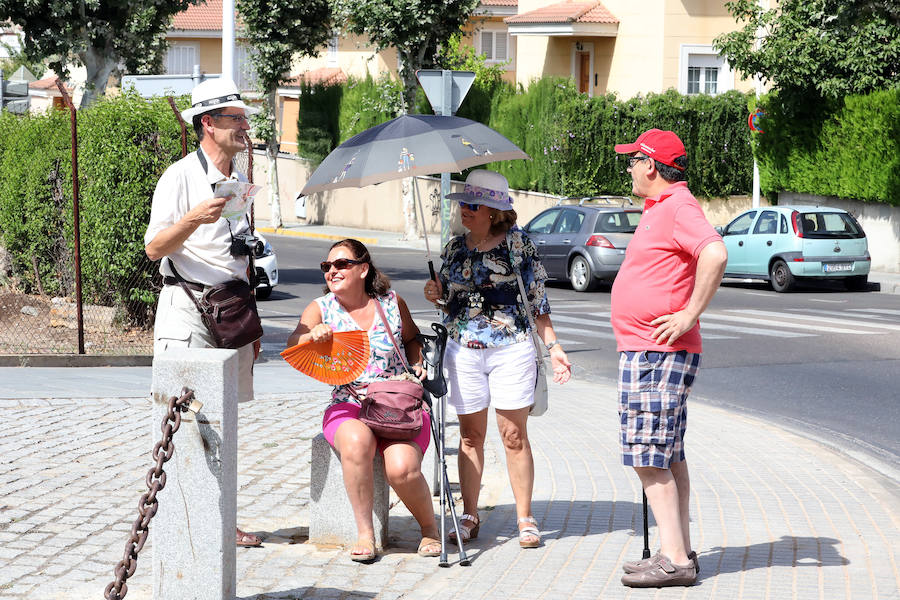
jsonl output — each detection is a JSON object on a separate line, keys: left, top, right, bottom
{"left": 168, "top": 259, "right": 209, "bottom": 316}
{"left": 373, "top": 297, "right": 409, "bottom": 370}
{"left": 507, "top": 231, "right": 546, "bottom": 364}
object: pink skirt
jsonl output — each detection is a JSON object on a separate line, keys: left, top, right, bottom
{"left": 322, "top": 401, "right": 431, "bottom": 455}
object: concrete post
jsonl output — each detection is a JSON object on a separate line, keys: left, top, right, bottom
{"left": 151, "top": 348, "right": 238, "bottom": 600}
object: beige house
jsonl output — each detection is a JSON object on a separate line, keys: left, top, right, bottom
{"left": 503, "top": 0, "right": 761, "bottom": 99}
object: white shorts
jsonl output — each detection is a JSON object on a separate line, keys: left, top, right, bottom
{"left": 445, "top": 339, "right": 536, "bottom": 415}
{"left": 153, "top": 285, "right": 255, "bottom": 403}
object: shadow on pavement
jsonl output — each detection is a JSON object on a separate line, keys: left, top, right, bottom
{"left": 699, "top": 535, "right": 849, "bottom": 580}
{"left": 238, "top": 588, "right": 375, "bottom": 600}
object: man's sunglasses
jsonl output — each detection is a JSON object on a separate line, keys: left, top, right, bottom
{"left": 458, "top": 201, "right": 482, "bottom": 211}
{"left": 626, "top": 155, "right": 650, "bottom": 168}
{"left": 320, "top": 258, "right": 364, "bottom": 273}
{"left": 210, "top": 113, "right": 249, "bottom": 124}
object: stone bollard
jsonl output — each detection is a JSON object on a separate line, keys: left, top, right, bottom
{"left": 151, "top": 348, "right": 238, "bottom": 600}
{"left": 308, "top": 425, "right": 437, "bottom": 549}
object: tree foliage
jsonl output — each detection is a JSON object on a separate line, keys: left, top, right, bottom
{"left": 331, "top": 0, "right": 481, "bottom": 114}
{"left": 0, "top": 1, "right": 199, "bottom": 106}
{"left": 714, "top": 0, "right": 900, "bottom": 107}
{"left": 235, "top": 0, "right": 331, "bottom": 227}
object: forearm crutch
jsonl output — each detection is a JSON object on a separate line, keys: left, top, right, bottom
{"left": 430, "top": 391, "right": 469, "bottom": 566}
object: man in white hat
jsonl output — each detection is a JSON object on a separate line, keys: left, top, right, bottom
{"left": 144, "top": 78, "right": 263, "bottom": 547}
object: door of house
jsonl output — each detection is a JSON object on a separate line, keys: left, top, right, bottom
{"left": 577, "top": 52, "right": 590, "bottom": 93}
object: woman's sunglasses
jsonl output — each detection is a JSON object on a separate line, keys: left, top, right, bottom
{"left": 320, "top": 258, "right": 364, "bottom": 273}
{"left": 458, "top": 201, "right": 482, "bottom": 211}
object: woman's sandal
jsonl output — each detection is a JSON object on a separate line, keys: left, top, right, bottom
{"left": 417, "top": 536, "right": 442, "bottom": 557}
{"left": 349, "top": 538, "right": 377, "bottom": 563}
{"left": 518, "top": 516, "right": 541, "bottom": 548}
{"left": 448, "top": 513, "right": 480, "bottom": 545}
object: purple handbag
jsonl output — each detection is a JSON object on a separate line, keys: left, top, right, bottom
{"left": 355, "top": 300, "right": 424, "bottom": 440}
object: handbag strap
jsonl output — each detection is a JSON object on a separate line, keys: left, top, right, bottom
{"left": 373, "top": 297, "right": 410, "bottom": 370}
{"left": 507, "top": 232, "right": 546, "bottom": 363}
{"left": 168, "top": 259, "right": 209, "bottom": 316}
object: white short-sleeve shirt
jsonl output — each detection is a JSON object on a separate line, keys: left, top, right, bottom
{"left": 145, "top": 147, "right": 252, "bottom": 286}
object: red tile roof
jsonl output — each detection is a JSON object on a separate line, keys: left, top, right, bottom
{"left": 29, "top": 76, "right": 72, "bottom": 92}
{"left": 284, "top": 67, "right": 348, "bottom": 88}
{"left": 505, "top": 0, "right": 618, "bottom": 24}
{"left": 172, "top": 0, "right": 223, "bottom": 31}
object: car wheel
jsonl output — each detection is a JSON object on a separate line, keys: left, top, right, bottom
{"left": 769, "top": 259, "right": 795, "bottom": 292}
{"left": 845, "top": 275, "right": 868, "bottom": 291}
{"left": 255, "top": 286, "right": 273, "bottom": 300}
{"left": 569, "top": 255, "right": 598, "bottom": 292}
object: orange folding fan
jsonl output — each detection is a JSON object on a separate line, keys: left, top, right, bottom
{"left": 281, "top": 330, "right": 370, "bottom": 385}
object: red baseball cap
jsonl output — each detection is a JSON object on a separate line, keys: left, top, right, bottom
{"left": 614, "top": 129, "right": 686, "bottom": 171}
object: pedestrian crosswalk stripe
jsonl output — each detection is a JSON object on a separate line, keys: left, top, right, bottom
{"left": 731, "top": 309, "right": 900, "bottom": 332}
{"left": 848, "top": 308, "right": 900, "bottom": 317}
{"left": 786, "top": 308, "right": 898, "bottom": 322}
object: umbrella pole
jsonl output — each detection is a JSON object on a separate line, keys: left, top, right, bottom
{"left": 412, "top": 178, "right": 438, "bottom": 281}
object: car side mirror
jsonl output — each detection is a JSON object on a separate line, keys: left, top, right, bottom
{"left": 715, "top": 226, "right": 725, "bottom": 235}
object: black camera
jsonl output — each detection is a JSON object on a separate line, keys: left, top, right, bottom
{"left": 230, "top": 233, "right": 263, "bottom": 257}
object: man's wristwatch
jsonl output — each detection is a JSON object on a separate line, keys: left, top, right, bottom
{"left": 545, "top": 340, "right": 560, "bottom": 351}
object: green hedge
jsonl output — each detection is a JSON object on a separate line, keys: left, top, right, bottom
{"left": 754, "top": 88, "right": 900, "bottom": 205}
{"left": 488, "top": 82, "right": 754, "bottom": 198}
{"left": 0, "top": 91, "right": 186, "bottom": 324}
{"left": 297, "top": 74, "right": 755, "bottom": 198}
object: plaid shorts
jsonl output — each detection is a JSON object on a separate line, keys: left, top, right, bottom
{"left": 618, "top": 350, "right": 701, "bottom": 469}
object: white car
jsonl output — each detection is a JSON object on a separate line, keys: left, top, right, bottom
{"left": 253, "top": 232, "right": 278, "bottom": 299}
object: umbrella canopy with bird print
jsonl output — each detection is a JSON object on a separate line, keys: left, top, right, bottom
{"left": 299, "top": 114, "right": 528, "bottom": 196}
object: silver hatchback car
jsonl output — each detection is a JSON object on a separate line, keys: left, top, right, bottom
{"left": 523, "top": 197, "right": 642, "bottom": 292}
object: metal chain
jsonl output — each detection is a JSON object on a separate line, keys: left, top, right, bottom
{"left": 103, "top": 387, "right": 196, "bottom": 600}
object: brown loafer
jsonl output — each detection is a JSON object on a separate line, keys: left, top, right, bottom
{"left": 621, "top": 554, "right": 696, "bottom": 587}
{"left": 623, "top": 550, "right": 699, "bottom": 574}
{"left": 236, "top": 528, "right": 262, "bottom": 547}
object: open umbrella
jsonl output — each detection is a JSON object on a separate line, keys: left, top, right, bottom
{"left": 300, "top": 114, "right": 528, "bottom": 195}
{"left": 299, "top": 114, "right": 529, "bottom": 277}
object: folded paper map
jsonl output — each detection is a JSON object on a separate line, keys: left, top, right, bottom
{"left": 215, "top": 180, "right": 260, "bottom": 220}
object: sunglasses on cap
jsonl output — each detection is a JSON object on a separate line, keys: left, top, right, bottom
{"left": 319, "top": 258, "right": 364, "bottom": 273}
{"left": 458, "top": 201, "right": 482, "bottom": 211}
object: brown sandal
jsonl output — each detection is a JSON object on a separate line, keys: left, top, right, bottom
{"left": 417, "top": 536, "right": 441, "bottom": 557}
{"left": 349, "top": 538, "right": 377, "bottom": 563}
{"left": 236, "top": 528, "right": 262, "bottom": 547}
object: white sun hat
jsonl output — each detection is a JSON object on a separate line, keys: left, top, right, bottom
{"left": 446, "top": 169, "right": 514, "bottom": 211}
{"left": 180, "top": 78, "right": 259, "bottom": 122}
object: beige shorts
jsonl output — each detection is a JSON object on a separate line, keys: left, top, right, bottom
{"left": 153, "top": 285, "right": 255, "bottom": 402}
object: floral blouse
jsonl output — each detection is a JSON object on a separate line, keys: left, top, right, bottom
{"left": 316, "top": 290, "right": 407, "bottom": 406}
{"left": 439, "top": 226, "right": 550, "bottom": 348}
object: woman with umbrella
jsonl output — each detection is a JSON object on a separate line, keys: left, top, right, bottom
{"left": 423, "top": 170, "right": 572, "bottom": 549}
{"left": 288, "top": 239, "right": 441, "bottom": 562}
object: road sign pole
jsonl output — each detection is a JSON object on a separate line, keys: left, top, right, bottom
{"left": 440, "top": 70, "right": 452, "bottom": 247}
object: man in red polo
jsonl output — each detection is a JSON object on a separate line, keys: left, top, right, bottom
{"left": 611, "top": 129, "right": 727, "bottom": 587}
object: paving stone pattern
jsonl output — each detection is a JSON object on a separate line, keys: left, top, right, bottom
{"left": 1, "top": 379, "right": 898, "bottom": 599}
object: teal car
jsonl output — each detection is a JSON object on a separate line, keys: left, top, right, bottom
{"left": 719, "top": 206, "right": 870, "bottom": 292}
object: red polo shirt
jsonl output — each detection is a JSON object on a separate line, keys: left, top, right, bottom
{"left": 610, "top": 182, "right": 721, "bottom": 353}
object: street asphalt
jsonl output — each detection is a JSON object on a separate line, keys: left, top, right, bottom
{"left": 0, "top": 223, "right": 898, "bottom": 599}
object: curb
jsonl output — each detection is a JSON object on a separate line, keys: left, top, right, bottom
{"left": 256, "top": 226, "right": 379, "bottom": 245}
{"left": 0, "top": 354, "right": 153, "bottom": 367}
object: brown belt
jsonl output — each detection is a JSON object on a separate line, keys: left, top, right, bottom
{"left": 163, "top": 276, "right": 204, "bottom": 292}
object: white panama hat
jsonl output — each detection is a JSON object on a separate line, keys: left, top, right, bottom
{"left": 180, "top": 78, "right": 259, "bottom": 122}
{"left": 446, "top": 169, "right": 514, "bottom": 211}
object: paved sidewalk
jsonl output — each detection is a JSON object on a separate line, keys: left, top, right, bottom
{"left": 1, "top": 362, "right": 898, "bottom": 599}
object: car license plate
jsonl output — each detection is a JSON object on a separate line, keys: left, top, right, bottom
{"left": 823, "top": 263, "right": 852, "bottom": 273}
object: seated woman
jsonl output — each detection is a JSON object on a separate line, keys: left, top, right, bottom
{"left": 287, "top": 239, "right": 440, "bottom": 563}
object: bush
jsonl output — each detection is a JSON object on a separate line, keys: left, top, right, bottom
{"left": 337, "top": 73, "right": 405, "bottom": 143}
{"left": 488, "top": 83, "right": 754, "bottom": 198}
{"left": 297, "top": 81, "right": 343, "bottom": 164}
{"left": 754, "top": 88, "right": 900, "bottom": 205}
{"left": 0, "top": 91, "right": 186, "bottom": 324}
